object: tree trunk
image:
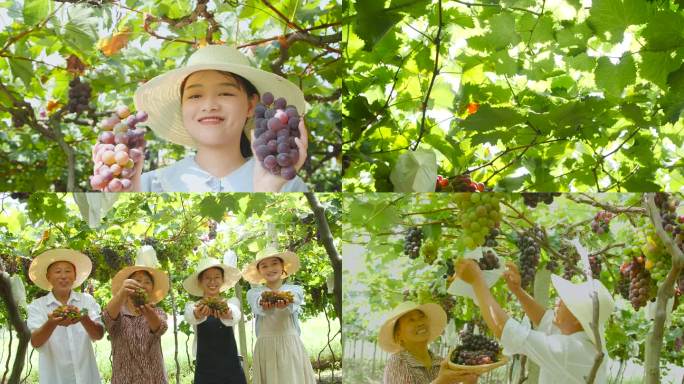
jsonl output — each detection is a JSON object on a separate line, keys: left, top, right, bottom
{"left": 235, "top": 282, "right": 249, "bottom": 377}
{"left": 526, "top": 269, "right": 550, "bottom": 384}
{"left": 304, "top": 193, "right": 342, "bottom": 331}
{"left": 169, "top": 286, "right": 180, "bottom": 384}
{"left": 0, "top": 273, "right": 31, "bottom": 384}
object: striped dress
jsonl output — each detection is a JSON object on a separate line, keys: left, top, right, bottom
{"left": 383, "top": 350, "right": 442, "bottom": 384}
{"left": 103, "top": 307, "right": 168, "bottom": 384}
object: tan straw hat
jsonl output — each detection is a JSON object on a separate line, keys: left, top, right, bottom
{"left": 111, "top": 245, "right": 169, "bottom": 304}
{"left": 551, "top": 274, "right": 615, "bottom": 346}
{"left": 183, "top": 257, "right": 242, "bottom": 297}
{"left": 29, "top": 248, "right": 92, "bottom": 291}
{"left": 241, "top": 246, "right": 299, "bottom": 284}
{"left": 134, "top": 44, "right": 306, "bottom": 148}
{"left": 378, "top": 301, "right": 447, "bottom": 353}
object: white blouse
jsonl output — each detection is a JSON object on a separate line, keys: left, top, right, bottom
{"left": 500, "top": 310, "right": 608, "bottom": 384}
{"left": 27, "top": 291, "right": 103, "bottom": 384}
{"left": 141, "top": 156, "right": 308, "bottom": 192}
{"left": 183, "top": 297, "right": 241, "bottom": 358}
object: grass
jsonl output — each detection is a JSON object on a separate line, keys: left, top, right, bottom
{"left": 0, "top": 312, "right": 341, "bottom": 383}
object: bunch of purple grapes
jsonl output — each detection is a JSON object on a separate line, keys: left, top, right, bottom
{"left": 252, "top": 92, "right": 301, "bottom": 180}
{"left": 90, "top": 106, "right": 147, "bottom": 191}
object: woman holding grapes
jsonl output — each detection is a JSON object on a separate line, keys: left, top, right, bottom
{"left": 380, "top": 302, "right": 479, "bottom": 384}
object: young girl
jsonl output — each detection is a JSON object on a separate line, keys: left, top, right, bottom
{"left": 183, "top": 257, "right": 246, "bottom": 384}
{"left": 244, "top": 247, "right": 316, "bottom": 384}
{"left": 132, "top": 44, "right": 308, "bottom": 192}
{"left": 104, "top": 246, "right": 169, "bottom": 384}
{"left": 26, "top": 248, "right": 104, "bottom": 384}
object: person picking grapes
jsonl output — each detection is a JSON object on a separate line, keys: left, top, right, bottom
{"left": 243, "top": 247, "right": 316, "bottom": 383}
{"left": 27, "top": 249, "right": 104, "bottom": 384}
{"left": 130, "top": 44, "right": 308, "bottom": 192}
{"left": 379, "top": 302, "right": 479, "bottom": 384}
{"left": 453, "top": 259, "right": 615, "bottom": 383}
{"left": 104, "top": 246, "right": 170, "bottom": 384}
{"left": 183, "top": 256, "right": 246, "bottom": 384}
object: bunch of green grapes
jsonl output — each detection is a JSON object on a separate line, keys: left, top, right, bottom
{"left": 640, "top": 227, "right": 670, "bottom": 281}
{"left": 453, "top": 193, "right": 502, "bottom": 249}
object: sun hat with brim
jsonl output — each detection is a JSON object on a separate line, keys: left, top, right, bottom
{"left": 183, "top": 257, "right": 242, "bottom": 297}
{"left": 551, "top": 274, "right": 615, "bottom": 346}
{"left": 241, "top": 246, "right": 299, "bottom": 284}
{"left": 111, "top": 245, "right": 169, "bottom": 304}
{"left": 378, "top": 302, "right": 447, "bottom": 354}
{"left": 134, "top": 44, "right": 306, "bottom": 148}
{"left": 29, "top": 249, "right": 92, "bottom": 291}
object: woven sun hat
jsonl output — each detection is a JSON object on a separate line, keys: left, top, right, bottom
{"left": 134, "top": 44, "right": 306, "bottom": 148}
{"left": 111, "top": 245, "right": 169, "bottom": 304}
{"left": 378, "top": 301, "right": 447, "bottom": 353}
{"left": 551, "top": 274, "right": 615, "bottom": 346}
{"left": 183, "top": 256, "right": 242, "bottom": 297}
{"left": 241, "top": 246, "right": 299, "bottom": 284}
{"left": 29, "top": 248, "right": 92, "bottom": 291}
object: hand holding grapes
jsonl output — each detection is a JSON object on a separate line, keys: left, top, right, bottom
{"left": 434, "top": 360, "right": 479, "bottom": 384}
{"left": 118, "top": 279, "right": 142, "bottom": 299}
{"left": 455, "top": 259, "right": 484, "bottom": 285}
{"left": 252, "top": 118, "right": 308, "bottom": 192}
{"left": 194, "top": 303, "right": 212, "bottom": 320}
{"left": 503, "top": 262, "right": 522, "bottom": 291}
{"left": 217, "top": 306, "right": 233, "bottom": 320}
{"left": 48, "top": 311, "right": 77, "bottom": 327}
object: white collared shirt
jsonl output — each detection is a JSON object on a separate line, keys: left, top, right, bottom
{"left": 27, "top": 291, "right": 103, "bottom": 384}
{"left": 183, "top": 297, "right": 241, "bottom": 358}
{"left": 500, "top": 310, "right": 608, "bottom": 384}
{"left": 141, "top": 156, "right": 308, "bottom": 192}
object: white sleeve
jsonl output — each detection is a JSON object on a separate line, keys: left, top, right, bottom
{"left": 220, "top": 297, "right": 241, "bottom": 327}
{"left": 84, "top": 294, "right": 103, "bottom": 326}
{"left": 184, "top": 301, "right": 206, "bottom": 326}
{"left": 282, "top": 285, "right": 304, "bottom": 315}
{"left": 27, "top": 300, "right": 47, "bottom": 332}
{"left": 246, "top": 288, "right": 266, "bottom": 316}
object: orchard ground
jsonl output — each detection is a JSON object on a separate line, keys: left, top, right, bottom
{"left": 0, "top": 312, "right": 341, "bottom": 383}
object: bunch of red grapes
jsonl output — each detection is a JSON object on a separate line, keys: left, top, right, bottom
{"left": 90, "top": 106, "right": 147, "bottom": 191}
{"left": 252, "top": 92, "right": 301, "bottom": 180}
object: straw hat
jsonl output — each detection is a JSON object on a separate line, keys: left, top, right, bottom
{"left": 134, "top": 44, "right": 306, "bottom": 148}
{"left": 111, "top": 245, "right": 169, "bottom": 304}
{"left": 378, "top": 301, "right": 447, "bottom": 353}
{"left": 551, "top": 275, "right": 615, "bottom": 346}
{"left": 183, "top": 257, "right": 242, "bottom": 297}
{"left": 29, "top": 249, "right": 92, "bottom": 291}
{"left": 241, "top": 246, "right": 299, "bottom": 284}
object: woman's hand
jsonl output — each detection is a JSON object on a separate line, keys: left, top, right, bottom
{"left": 434, "top": 360, "right": 479, "bottom": 384}
{"left": 217, "top": 306, "right": 233, "bottom": 320}
{"left": 194, "top": 303, "right": 211, "bottom": 320}
{"left": 118, "top": 279, "right": 142, "bottom": 298}
{"left": 502, "top": 262, "right": 522, "bottom": 292}
{"left": 47, "top": 310, "right": 75, "bottom": 327}
{"left": 274, "top": 299, "right": 288, "bottom": 309}
{"left": 455, "top": 259, "right": 484, "bottom": 285}
{"left": 252, "top": 118, "right": 308, "bottom": 192}
{"left": 260, "top": 300, "right": 274, "bottom": 310}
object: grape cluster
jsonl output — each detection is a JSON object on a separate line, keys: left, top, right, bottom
{"left": 252, "top": 92, "right": 301, "bottom": 180}
{"left": 91, "top": 106, "right": 148, "bottom": 191}
{"left": 590, "top": 211, "right": 614, "bottom": 235}
{"left": 454, "top": 193, "right": 502, "bottom": 249}
{"left": 521, "top": 193, "right": 561, "bottom": 208}
{"left": 654, "top": 193, "right": 684, "bottom": 252}
{"left": 200, "top": 296, "right": 228, "bottom": 312}
{"left": 478, "top": 249, "right": 500, "bottom": 270}
{"left": 589, "top": 255, "right": 601, "bottom": 279}
{"left": 67, "top": 77, "right": 92, "bottom": 115}
{"left": 260, "top": 291, "right": 295, "bottom": 305}
{"left": 102, "top": 247, "right": 121, "bottom": 270}
{"left": 435, "top": 174, "right": 485, "bottom": 192}
{"left": 131, "top": 288, "right": 148, "bottom": 306}
{"left": 640, "top": 229, "right": 670, "bottom": 281}
{"left": 616, "top": 262, "right": 631, "bottom": 300}
{"left": 450, "top": 327, "right": 501, "bottom": 366}
{"left": 560, "top": 245, "right": 581, "bottom": 279}
{"left": 52, "top": 305, "right": 86, "bottom": 320}
{"left": 628, "top": 257, "right": 653, "bottom": 310}
{"left": 484, "top": 228, "right": 499, "bottom": 247}
{"left": 403, "top": 227, "right": 424, "bottom": 259}
{"left": 9, "top": 192, "right": 30, "bottom": 201}
{"left": 517, "top": 227, "right": 543, "bottom": 289}
{"left": 421, "top": 239, "right": 438, "bottom": 265}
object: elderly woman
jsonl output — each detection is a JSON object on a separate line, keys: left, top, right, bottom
{"left": 380, "top": 302, "right": 479, "bottom": 384}
{"left": 104, "top": 247, "right": 170, "bottom": 384}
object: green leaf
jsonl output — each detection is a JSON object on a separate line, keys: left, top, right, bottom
{"left": 639, "top": 51, "right": 680, "bottom": 90}
{"left": 594, "top": 55, "right": 636, "bottom": 99}
{"left": 485, "top": 13, "right": 520, "bottom": 50}
{"left": 353, "top": 0, "right": 403, "bottom": 51}
{"left": 23, "top": 0, "right": 49, "bottom": 25}
{"left": 8, "top": 58, "right": 32, "bottom": 87}
{"left": 461, "top": 105, "right": 525, "bottom": 131}
{"left": 642, "top": 11, "right": 684, "bottom": 51}
{"left": 199, "top": 196, "right": 226, "bottom": 222}
{"left": 588, "top": 0, "right": 649, "bottom": 41}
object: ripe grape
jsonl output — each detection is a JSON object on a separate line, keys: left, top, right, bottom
{"left": 521, "top": 193, "right": 561, "bottom": 208}
{"left": 67, "top": 77, "right": 92, "bottom": 115}
{"left": 478, "top": 249, "right": 500, "bottom": 270}
{"left": 403, "top": 226, "right": 423, "bottom": 259}
{"left": 253, "top": 94, "right": 301, "bottom": 180}
{"left": 450, "top": 325, "right": 501, "bottom": 366}
{"left": 517, "top": 226, "right": 543, "bottom": 289}
{"left": 591, "top": 211, "right": 614, "bottom": 235}
{"left": 435, "top": 174, "right": 485, "bottom": 192}
{"left": 628, "top": 257, "right": 653, "bottom": 310}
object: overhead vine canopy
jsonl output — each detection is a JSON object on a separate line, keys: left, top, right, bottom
{"left": 0, "top": 0, "right": 342, "bottom": 192}
{"left": 343, "top": 0, "right": 684, "bottom": 192}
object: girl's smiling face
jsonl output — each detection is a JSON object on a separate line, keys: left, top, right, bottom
{"left": 257, "top": 257, "right": 285, "bottom": 283}
{"left": 181, "top": 70, "right": 258, "bottom": 148}
{"left": 199, "top": 267, "right": 224, "bottom": 296}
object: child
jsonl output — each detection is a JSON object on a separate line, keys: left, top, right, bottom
{"left": 454, "top": 260, "right": 615, "bottom": 383}
{"left": 132, "top": 44, "right": 308, "bottom": 192}
{"left": 104, "top": 246, "right": 169, "bottom": 384}
{"left": 26, "top": 248, "right": 104, "bottom": 384}
{"left": 183, "top": 256, "right": 246, "bottom": 384}
{"left": 244, "top": 247, "right": 316, "bottom": 384}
